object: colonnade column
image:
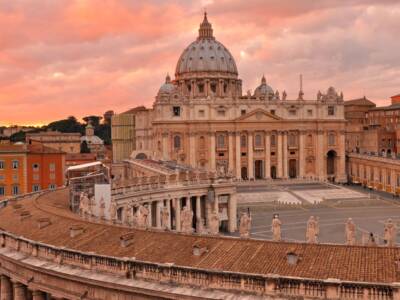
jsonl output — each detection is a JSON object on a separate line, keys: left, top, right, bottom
{"left": 162, "top": 132, "right": 169, "bottom": 161}
{"left": 235, "top": 132, "right": 241, "bottom": 179}
{"left": 214, "top": 195, "right": 219, "bottom": 213}
{"left": 228, "top": 132, "right": 234, "bottom": 173}
{"left": 209, "top": 132, "right": 216, "bottom": 171}
{"left": 299, "top": 131, "right": 305, "bottom": 178}
{"left": 147, "top": 203, "right": 152, "bottom": 228}
{"left": 282, "top": 131, "right": 288, "bottom": 178}
{"left": 175, "top": 198, "right": 181, "bottom": 231}
{"left": 13, "top": 282, "right": 27, "bottom": 300}
{"left": 189, "top": 133, "right": 196, "bottom": 167}
{"left": 156, "top": 201, "right": 162, "bottom": 228}
{"left": 32, "top": 290, "right": 46, "bottom": 300}
{"left": 277, "top": 132, "right": 283, "bottom": 178}
{"left": 195, "top": 196, "right": 201, "bottom": 232}
{"left": 264, "top": 132, "right": 271, "bottom": 179}
{"left": 228, "top": 193, "right": 237, "bottom": 233}
{"left": 0, "top": 275, "right": 12, "bottom": 300}
{"left": 248, "top": 132, "right": 254, "bottom": 180}
{"left": 166, "top": 200, "right": 172, "bottom": 229}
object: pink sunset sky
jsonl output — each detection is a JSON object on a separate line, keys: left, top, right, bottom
{"left": 1, "top": 0, "right": 400, "bottom": 126}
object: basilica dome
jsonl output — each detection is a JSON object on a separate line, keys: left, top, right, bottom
{"left": 158, "top": 74, "right": 176, "bottom": 95}
{"left": 254, "top": 75, "right": 274, "bottom": 97}
{"left": 175, "top": 13, "right": 238, "bottom": 79}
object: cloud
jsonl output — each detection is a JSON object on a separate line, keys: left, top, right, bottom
{"left": 0, "top": 0, "right": 399, "bottom": 124}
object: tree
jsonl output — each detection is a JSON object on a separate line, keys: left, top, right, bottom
{"left": 47, "top": 116, "right": 84, "bottom": 133}
{"left": 80, "top": 141, "right": 91, "bottom": 153}
{"left": 10, "top": 131, "right": 26, "bottom": 143}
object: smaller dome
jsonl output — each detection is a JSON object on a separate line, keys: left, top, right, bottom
{"left": 158, "top": 74, "right": 176, "bottom": 95}
{"left": 254, "top": 75, "right": 274, "bottom": 97}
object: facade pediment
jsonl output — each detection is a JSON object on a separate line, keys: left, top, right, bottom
{"left": 234, "top": 108, "right": 282, "bottom": 122}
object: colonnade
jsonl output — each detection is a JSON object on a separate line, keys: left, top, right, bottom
{"left": 0, "top": 275, "right": 55, "bottom": 300}
{"left": 118, "top": 192, "right": 237, "bottom": 233}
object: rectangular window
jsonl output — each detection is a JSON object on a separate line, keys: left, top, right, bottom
{"left": 241, "top": 109, "right": 246, "bottom": 115}
{"left": 270, "top": 109, "right": 276, "bottom": 115}
{"left": 289, "top": 110, "right": 296, "bottom": 116}
{"left": 198, "top": 110, "right": 205, "bottom": 117}
{"left": 172, "top": 106, "right": 181, "bottom": 117}
{"left": 0, "top": 175, "right": 4, "bottom": 181}
{"left": 217, "top": 110, "right": 225, "bottom": 117}
{"left": 12, "top": 174, "right": 18, "bottom": 182}
{"left": 32, "top": 185, "right": 40, "bottom": 192}
{"left": 307, "top": 109, "right": 313, "bottom": 116}
{"left": 12, "top": 185, "right": 19, "bottom": 195}
{"left": 12, "top": 160, "right": 19, "bottom": 169}
{"left": 0, "top": 161, "right": 4, "bottom": 169}
{"left": 49, "top": 184, "right": 56, "bottom": 190}
{"left": 328, "top": 106, "right": 335, "bottom": 116}
{"left": 0, "top": 186, "right": 4, "bottom": 195}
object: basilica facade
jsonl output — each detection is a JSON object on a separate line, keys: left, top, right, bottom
{"left": 113, "top": 13, "right": 347, "bottom": 183}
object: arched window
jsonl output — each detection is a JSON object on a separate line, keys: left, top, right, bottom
{"left": 241, "top": 135, "right": 247, "bottom": 147}
{"left": 270, "top": 134, "right": 276, "bottom": 146}
{"left": 174, "top": 135, "right": 181, "bottom": 150}
{"left": 157, "top": 141, "right": 161, "bottom": 151}
{"left": 255, "top": 134, "right": 262, "bottom": 147}
{"left": 199, "top": 136, "right": 205, "bottom": 149}
{"left": 217, "top": 135, "right": 225, "bottom": 148}
{"left": 328, "top": 133, "right": 336, "bottom": 146}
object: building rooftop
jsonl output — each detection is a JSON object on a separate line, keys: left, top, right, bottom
{"left": 0, "top": 189, "right": 399, "bottom": 284}
{"left": 344, "top": 97, "right": 376, "bottom": 107}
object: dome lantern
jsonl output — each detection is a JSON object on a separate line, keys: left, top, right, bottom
{"left": 198, "top": 12, "right": 214, "bottom": 40}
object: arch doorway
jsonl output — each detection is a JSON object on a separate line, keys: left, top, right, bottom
{"left": 255, "top": 160, "right": 263, "bottom": 179}
{"left": 327, "top": 150, "right": 337, "bottom": 179}
{"left": 241, "top": 167, "right": 248, "bottom": 180}
{"left": 289, "top": 159, "right": 297, "bottom": 178}
{"left": 271, "top": 166, "right": 277, "bottom": 179}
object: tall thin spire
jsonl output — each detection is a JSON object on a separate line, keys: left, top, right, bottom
{"left": 198, "top": 11, "right": 214, "bottom": 40}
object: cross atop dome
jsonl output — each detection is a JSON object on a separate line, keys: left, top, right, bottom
{"left": 198, "top": 12, "right": 214, "bottom": 40}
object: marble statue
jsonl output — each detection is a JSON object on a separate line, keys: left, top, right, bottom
{"left": 124, "top": 205, "right": 133, "bottom": 226}
{"left": 239, "top": 212, "right": 251, "bottom": 238}
{"left": 99, "top": 197, "right": 105, "bottom": 219}
{"left": 134, "top": 205, "right": 149, "bottom": 228}
{"left": 272, "top": 215, "right": 282, "bottom": 241}
{"left": 208, "top": 211, "right": 220, "bottom": 235}
{"left": 384, "top": 218, "right": 397, "bottom": 247}
{"left": 282, "top": 90, "right": 287, "bottom": 101}
{"left": 79, "top": 192, "right": 91, "bottom": 218}
{"left": 317, "top": 90, "right": 322, "bottom": 101}
{"left": 180, "top": 206, "right": 193, "bottom": 233}
{"left": 275, "top": 90, "right": 280, "bottom": 100}
{"left": 345, "top": 218, "right": 356, "bottom": 245}
{"left": 367, "top": 232, "right": 376, "bottom": 246}
{"left": 306, "top": 216, "right": 319, "bottom": 243}
{"left": 109, "top": 201, "right": 117, "bottom": 221}
{"left": 160, "top": 207, "right": 170, "bottom": 230}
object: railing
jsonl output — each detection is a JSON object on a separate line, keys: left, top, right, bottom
{"left": 0, "top": 229, "right": 397, "bottom": 299}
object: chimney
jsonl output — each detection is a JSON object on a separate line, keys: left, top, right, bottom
{"left": 37, "top": 217, "right": 51, "bottom": 229}
{"left": 192, "top": 243, "right": 208, "bottom": 256}
{"left": 70, "top": 224, "right": 85, "bottom": 237}
{"left": 20, "top": 211, "right": 31, "bottom": 221}
{"left": 120, "top": 232, "right": 135, "bottom": 247}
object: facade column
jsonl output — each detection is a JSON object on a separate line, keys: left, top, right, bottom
{"left": 228, "top": 132, "right": 234, "bottom": 173}
{"left": 175, "top": 198, "right": 181, "bottom": 231}
{"left": 156, "top": 201, "right": 162, "bottom": 228}
{"left": 264, "top": 132, "right": 271, "bottom": 179}
{"left": 195, "top": 196, "right": 201, "bottom": 232}
{"left": 248, "top": 132, "right": 254, "bottom": 180}
{"left": 228, "top": 193, "right": 237, "bottom": 233}
{"left": 337, "top": 130, "right": 347, "bottom": 183}
{"left": 282, "top": 131, "right": 288, "bottom": 178}
{"left": 0, "top": 276, "right": 12, "bottom": 300}
{"left": 162, "top": 132, "right": 169, "bottom": 161}
{"left": 214, "top": 195, "right": 219, "bottom": 213}
{"left": 316, "top": 130, "right": 325, "bottom": 180}
{"left": 277, "top": 132, "right": 283, "bottom": 178}
{"left": 235, "top": 132, "right": 241, "bottom": 179}
{"left": 32, "top": 290, "right": 46, "bottom": 300}
{"left": 189, "top": 133, "right": 196, "bottom": 167}
{"left": 209, "top": 132, "right": 216, "bottom": 171}
{"left": 13, "top": 282, "right": 27, "bottom": 300}
{"left": 299, "top": 131, "right": 305, "bottom": 178}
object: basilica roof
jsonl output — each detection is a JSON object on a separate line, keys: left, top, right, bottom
{"left": 175, "top": 13, "right": 238, "bottom": 79}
